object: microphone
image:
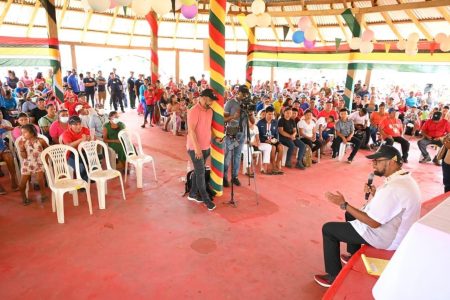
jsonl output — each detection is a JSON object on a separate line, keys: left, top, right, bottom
{"left": 365, "top": 173, "right": 374, "bottom": 200}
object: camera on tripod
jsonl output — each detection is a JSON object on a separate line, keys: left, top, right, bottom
{"left": 240, "top": 95, "right": 257, "bottom": 113}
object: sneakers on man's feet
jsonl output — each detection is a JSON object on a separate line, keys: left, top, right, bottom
{"left": 223, "top": 179, "right": 230, "bottom": 188}
{"left": 204, "top": 200, "right": 216, "bottom": 211}
{"left": 295, "top": 161, "right": 305, "bottom": 170}
{"left": 285, "top": 163, "right": 293, "bottom": 168}
{"left": 141, "top": 124, "right": 145, "bottom": 128}
{"left": 313, "top": 274, "right": 335, "bottom": 288}
{"left": 231, "top": 177, "right": 241, "bottom": 186}
{"left": 419, "top": 156, "right": 431, "bottom": 163}
{"left": 187, "top": 195, "right": 203, "bottom": 203}
{"left": 340, "top": 253, "right": 352, "bottom": 265}
{"left": 347, "top": 158, "right": 353, "bottom": 164}
{"left": 433, "top": 157, "right": 442, "bottom": 166}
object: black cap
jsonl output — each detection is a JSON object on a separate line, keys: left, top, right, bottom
{"left": 432, "top": 111, "right": 442, "bottom": 121}
{"left": 366, "top": 145, "right": 402, "bottom": 164}
{"left": 238, "top": 85, "right": 250, "bottom": 94}
{"left": 68, "top": 116, "right": 82, "bottom": 125}
{"left": 200, "top": 89, "right": 218, "bottom": 100}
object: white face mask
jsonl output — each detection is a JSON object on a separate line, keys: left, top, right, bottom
{"left": 60, "top": 116, "right": 69, "bottom": 123}
{"left": 112, "top": 118, "right": 120, "bottom": 124}
{"left": 97, "top": 109, "right": 105, "bottom": 115}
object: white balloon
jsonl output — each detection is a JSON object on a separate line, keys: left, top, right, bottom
{"left": 131, "top": 0, "right": 152, "bottom": 17}
{"left": 360, "top": 41, "right": 374, "bottom": 53}
{"left": 251, "top": 0, "right": 265, "bottom": 15}
{"left": 349, "top": 37, "right": 361, "bottom": 50}
{"left": 396, "top": 39, "right": 406, "bottom": 50}
{"left": 361, "top": 29, "right": 374, "bottom": 42}
{"left": 80, "top": 0, "right": 91, "bottom": 11}
{"left": 256, "top": 13, "right": 271, "bottom": 28}
{"left": 245, "top": 13, "right": 258, "bottom": 28}
{"left": 435, "top": 32, "right": 447, "bottom": 44}
{"left": 405, "top": 47, "right": 418, "bottom": 56}
{"left": 440, "top": 37, "right": 450, "bottom": 52}
{"left": 87, "top": 0, "right": 110, "bottom": 12}
{"left": 406, "top": 39, "right": 417, "bottom": 50}
{"left": 116, "top": 0, "right": 132, "bottom": 6}
{"left": 152, "top": 0, "right": 172, "bottom": 15}
{"left": 407, "top": 32, "right": 420, "bottom": 42}
{"left": 304, "top": 27, "right": 317, "bottom": 41}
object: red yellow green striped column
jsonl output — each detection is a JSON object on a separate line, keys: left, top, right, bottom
{"left": 208, "top": 0, "right": 226, "bottom": 196}
{"left": 146, "top": 11, "right": 159, "bottom": 83}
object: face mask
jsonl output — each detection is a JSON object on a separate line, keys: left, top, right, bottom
{"left": 60, "top": 116, "right": 69, "bottom": 123}
{"left": 112, "top": 118, "right": 120, "bottom": 124}
{"left": 97, "top": 109, "right": 105, "bottom": 115}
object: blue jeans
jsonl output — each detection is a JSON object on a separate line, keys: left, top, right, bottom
{"left": 223, "top": 133, "right": 244, "bottom": 180}
{"left": 279, "top": 136, "right": 306, "bottom": 165}
{"left": 68, "top": 154, "right": 88, "bottom": 182}
{"left": 370, "top": 126, "right": 379, "bottom": 144}
{"left": 187, "top": 149, "right": 211, "bottom": 202}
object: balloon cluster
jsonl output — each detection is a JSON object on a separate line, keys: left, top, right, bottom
{"left": 245, "top": 0, "right": 271, "bottom": 28}
{"left": 348, "top": 29, "right": 374, "bottom": 53}
{"left": 396, "top": 32, "right": 420, "bottom": 56}
{"left": 434, "top": 32, "right": 450, "bottom": 52}
{"left": 292, "top": 17, "right": 316, "bottom": 49}
{"left": 82, "top": 0, "right": 198, "bottom": 19}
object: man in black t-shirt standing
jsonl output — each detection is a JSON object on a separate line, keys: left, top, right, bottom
{"left": 278, "top": 106, "right": 306, "bottom": 169}
{"left": 127, "top": 71, "right": 136, "bottom": 109}
{"left": 107, "top": 73, "right": 124, "bottom": 112}
{"left": 84, "top": 71, "right": 96, "bottom": 107}
{"left": 134, "top": 74, "right": 144, "bottom": 102}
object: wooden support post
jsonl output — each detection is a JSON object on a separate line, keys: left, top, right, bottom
{"left": 70, "top": 44, "right": 77, "bottom": 70}
{"left": 175, "top": 49, "right": 180, "bottom": 84}
{"left": 270, "top": 66, "right": 275, "bottom": 92}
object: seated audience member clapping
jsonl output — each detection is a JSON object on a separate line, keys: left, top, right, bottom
{"left": 256, "top": 107, "right": 284, "bottom": 175}
{"left": 418, "top": 111, "right": 450, "bottom": 165}
{"left": 17, "top": 124, "right": 49, "bottom": 205}
{"left": 314, "top": 146, "right": 420, "bottom": 288}
{"left": 331, "top": 108, "right": 362, "bottom": 163}
{"left": 12, "top": 113, "right": 40, "bottom": 141}
{"left": 61, "top": 116, "right": 91, "bottom": 181}
{"left": 379, "top": 108, "right": 410, "bottom": 163}
{"left": 278, "top": 107, "right": 306, "bottom": 169}
{"left": 298, "top": 109, "right": 322, "bottom": 158}
{"left": 103, "top": 111, "right": 126, "bottom": 171}
{"left": 89, "top": 104, "right": 108, "bottom": 139}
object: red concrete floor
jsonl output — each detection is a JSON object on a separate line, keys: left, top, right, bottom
{"left": 0, "top": 110, "right": 443, "bottom": 300}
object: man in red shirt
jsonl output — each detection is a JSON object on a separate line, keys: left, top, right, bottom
{"left": 186, "top": 89, "right": 220, "bottom": 211}
{"left": 62, "top": 116, "right": 92, "bottom": 181}
{"left": 318, "top": 100, "right": 339, "bottom": 129}
{"left": 369, "top": 102, "right": 388, "bottom": 146}
{"left": 142, "top": 83, "right": 156, "bottom": 128}
{"left": 380, "top": 108, "right": 410, "bottom": 163}
{"left": 419, "top": 111, "right": 450, "bottom": 165}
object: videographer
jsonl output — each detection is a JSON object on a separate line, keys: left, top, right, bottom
{"left": 223, "top": 85, "right": 255, "bottom": 187}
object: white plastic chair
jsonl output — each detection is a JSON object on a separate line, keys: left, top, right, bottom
{"left": 40, "top": 144, "right": 93, "bottom": 224}
{"left": 338, "top": 142, "right": 354, "bottom": 161}
{"left": 1, "top": 131, "right": 21, "bottom": 183}
{"left": 118, "top": 129, "right": 157, "bottom": 188}
{"left": 78, "top": 140, "right": 126, "bottom": 209}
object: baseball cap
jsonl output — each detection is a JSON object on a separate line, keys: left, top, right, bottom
{"left": 388, "top": 107, "right": 397, "bottom": 113}
{"left": 238, "top": 85, "right": 250, "bottom": 94}
{"left": 200, "top": 89, "right": 218, "bottom": 100}
{"left": 366, "top": 145, "right": 403, "bottom": 164}
{"left": 432, "top": 111, "right": 442, "bottom": 121}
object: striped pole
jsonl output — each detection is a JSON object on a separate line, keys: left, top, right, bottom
{"left": 146, "top": 11, "right": 159, "bottom": 83}
{"left": 39, "top": 0, "right": 64, "bottom": 101}
{"left": 237, "top": 14, "right": 256, "bottom": 88}
{"left": 208, "top": 0, "right": 226, "bottom": 196}
{"left": 343, "top": 62, "right": 356, "bottom": 111}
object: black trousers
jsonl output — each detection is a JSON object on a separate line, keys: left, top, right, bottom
{"left": 322, "top": 212, "right": 368, "bottom": 277}
{"left": 144, "top": 104, "right": 155, "bottom": 124}
{"left": 331, "top": 136, "right": 362, "bottom": 160}
{"left": 129, "top": 91, "right": 136, "bottom": 109}
{"left": 300, "top": 137, "right": 322, "bottom": 153}
{"left": 111, "top": 92, "right": 124, "bottom": 111}
{"left": 384, "top": 136, "right": 410, "bottom": 160}
{"left": 443, "top": 161, "right": 450, "bottom": 193}
{"left": 86, "top": 91, "right": 95, "bottom": 107}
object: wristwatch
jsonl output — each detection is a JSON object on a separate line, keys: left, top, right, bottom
{"left": 340, "top": 201, "right": 348, "bottom": 210}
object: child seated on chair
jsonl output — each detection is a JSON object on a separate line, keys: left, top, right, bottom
{"left": 17, "top": 124, "right": 48, "bottom": 205}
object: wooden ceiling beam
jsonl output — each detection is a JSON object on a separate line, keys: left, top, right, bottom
{"left": 128, "top": 15, "right": 137, "bottom": 47}
{"left": 309, "top": 17, "right": 325, "bottom": 45}
{"left": 331, "top": 3, "right": 350, "bottom": 41}
{"left": 437, "top": 7, "right": 450, "bottom": 23}
{"left": 0, "top": 0, "right": 14, "bottom": 26}
{"left": 172, "top": 12, "right": 181, "bottom": 47}
{"left": 281, "top": 6, "right": 296, "bottom": 33}
{"left": 26, "top": 0, "right": 41, "bottom": 37}
{"left": 193, "top": 11, "right": 199, "bottom": 46}
{"left": 81, "top": 10, "right": 93, "bottom": 43}
{"left": 58, "top": 0, "right": 69, "bottom": 30}
{"left": 230, "top": 15, "right": 238, "bottom": 50}
{"left": 270, "top": 20, "right": 281, "bottom": 46}
{"left": 381, "top": 11, "right": 403, "bottom": 41}
{"left": 106, "top": 7, "right": 120, "bottom": 44}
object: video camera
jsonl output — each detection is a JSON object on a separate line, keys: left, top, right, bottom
{"left": 238, "top": 85, "right": 256, "bottom": 113}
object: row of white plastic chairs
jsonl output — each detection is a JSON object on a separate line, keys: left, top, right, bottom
{"left": 11, "top": 129, "right": 156, "bottom": 224}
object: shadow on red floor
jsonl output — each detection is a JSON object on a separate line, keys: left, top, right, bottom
{"left": 0, "top": 110, "right": 443, "bottom": 300}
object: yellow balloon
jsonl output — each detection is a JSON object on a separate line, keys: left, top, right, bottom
{"left": 180, "top": 0, "right": 196, "bottom": 5}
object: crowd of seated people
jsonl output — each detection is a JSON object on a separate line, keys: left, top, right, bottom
{"left": 1, "top": 68, "right": 449, "bottom": 198}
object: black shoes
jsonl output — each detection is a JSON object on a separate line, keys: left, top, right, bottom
{"left": 204, "top": 200, "right": 216, "bottom": 211}
{"left": 231, "top": 177, "right": 241, "bottom": 186}
{"left": 295, "top": 161, "right": 305, "bottom": 170}
{"left": 223, "top": 179, "right": 230, "bottom": 188}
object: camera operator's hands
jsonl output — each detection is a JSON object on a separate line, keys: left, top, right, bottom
{"left": 364, "top": 183, "right": 376, "bottom": 197}
{"left": 233, "top": 109, "right": 240, "bottom": 121}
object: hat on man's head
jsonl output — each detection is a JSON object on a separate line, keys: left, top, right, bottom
{"left": 238, "top": 85, "right": 250, "bottom": 94}
{"left": 388, "top": 107, "right": 397, "bottom": 113}
{"left": 68, "top": 115, "right": 82, "bottom": 125}
{"left": 432, "top": 111, "right": 442, "bottom": 121}
{"left": 200, "top": 88, "right": 218, "bottom": 100}
{"left": 366, "top": 145, "right": 403, "bottom": 165}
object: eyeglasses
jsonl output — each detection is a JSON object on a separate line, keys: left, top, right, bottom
{"left": 372, "top": 159, "right": 390, "bottom": 165}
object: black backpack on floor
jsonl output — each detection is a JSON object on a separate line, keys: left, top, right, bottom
{"left": 183, "top": 169, "right": 217, "bottom": 200}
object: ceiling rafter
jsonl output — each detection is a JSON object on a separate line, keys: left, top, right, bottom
{"left": 128, "top": 16, "right": 137, "bottom": 46}
{"left": 26, "top": 0, "right": 41, "bottom": 37}
{"left": 381, "top": 11, "right": 403, "bottom": 41}
{"left": 172, "top": 12, "right": 181, "bottom": 47}
{"left": 309, "top": 17, "right": 325, "bottom": 45}
{"left": 396, "top": 0, "right": 433, "bottom": 41}
{"left": 0, "top": 0, "right": 14, "bottom": 26}
{"left": 437, "top": 6, "right": 450, "bottom": 23}
{"left": 58, "top": 0, "right": 69, "bottom": 30}
{"left": 81, "top": 9, "right": 93, "bottom": 43}
{"left": 230, "top": 15, "right": 239, "bottom": 51}
{"left": 331, "top": 3, "right": 350, "bottom": 41}
{"left": 106, "top": 6, "right": 120, "bottom": 44}
{"left": 281, "top": 6, "right": 295, "bottom": 33}
{"left": 270, "top": 19, "right": 281, "bottom": 46}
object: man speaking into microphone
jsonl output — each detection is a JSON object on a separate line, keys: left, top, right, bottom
{"left": 313, "top": 145, "right": 421, "bottom": 288}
